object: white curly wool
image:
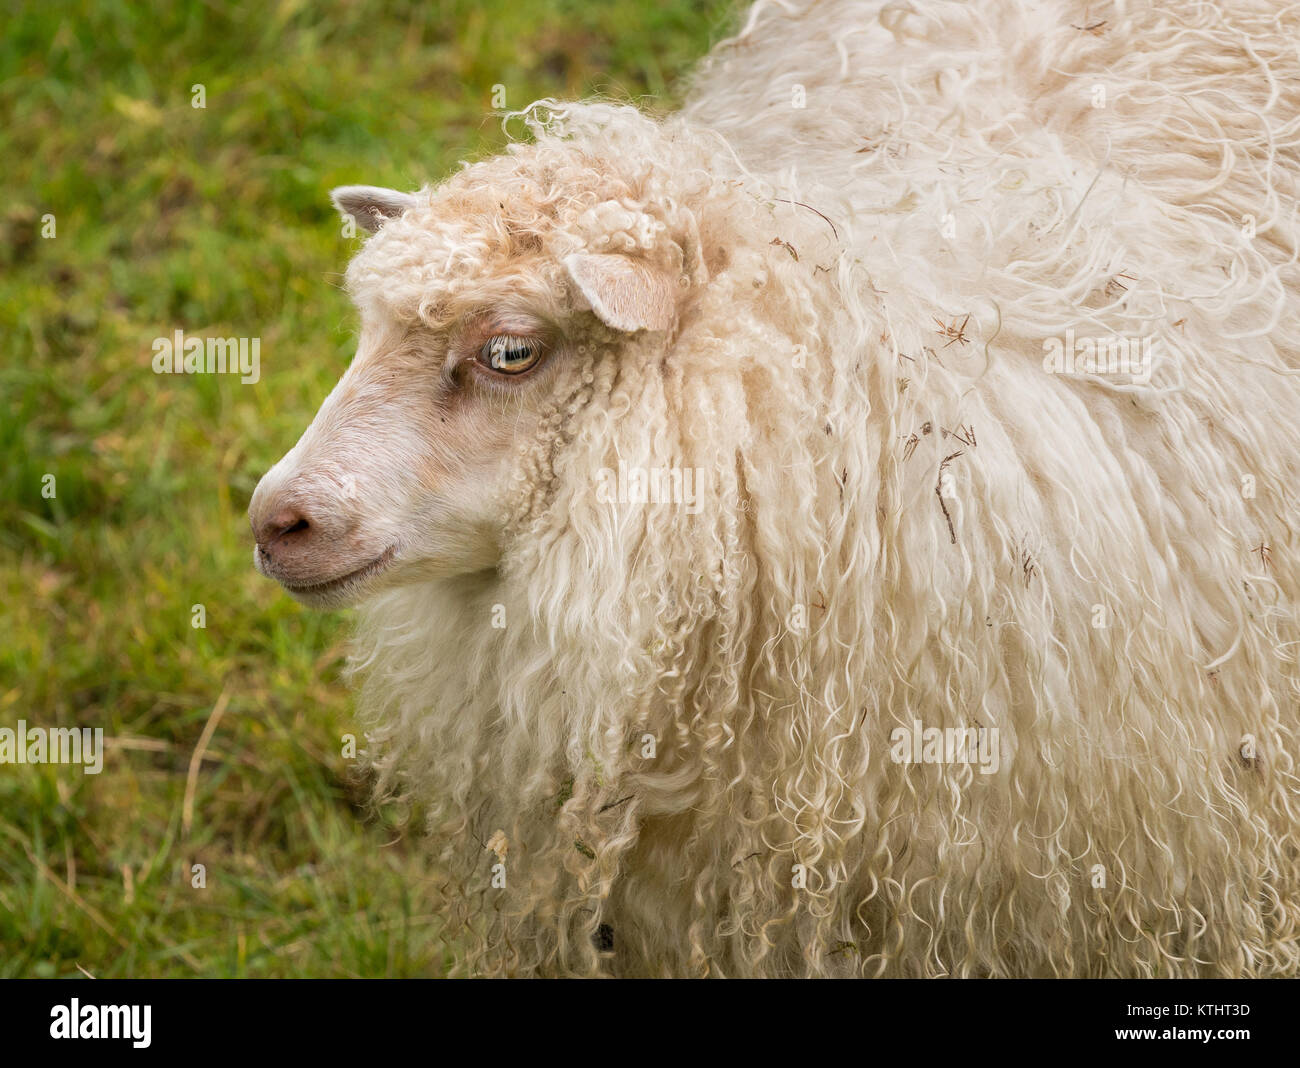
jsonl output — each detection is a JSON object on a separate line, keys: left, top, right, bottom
{"left": 334, "top": 0, "right": 1300, "bottom": 976}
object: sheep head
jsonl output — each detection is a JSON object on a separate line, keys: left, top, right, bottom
{"left": 248, "top": 136, "right": 711, "bottom": 608}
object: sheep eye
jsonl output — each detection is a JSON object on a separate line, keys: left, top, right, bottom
{"left": 479, "top": 334, "right": 543, "bottom": 375}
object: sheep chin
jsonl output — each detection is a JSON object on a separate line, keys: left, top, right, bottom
{"left": 276, "top": 544, "right": 399, "bottom": 610}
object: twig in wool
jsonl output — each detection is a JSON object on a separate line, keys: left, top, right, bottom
{"left": 1071, "top": 20, "right": 1108, "bottom": 35}
{"left": 1253, "top": 542, "right": 1272, "bottom": 571}
{"left": 772, "top": 197, "right": 840, "bottom": 240}
{"left": 770, "top": 236, "right": 799, "bottom": 261}
{"left": 1021, "top": 548, "right": 1037, "bottom": 586}
{"left": 943, "top": 423, "right": 977, "bottom": 448}
{"left": 856, "top": 126, "right": 893, "bottom": 158}
{"left": 933, "top": 313, "right": 971, "bottom": 348}
{"left": 935, "top": 450, "right": 963, "bottom": 545}
{"left": 1106, "top": 270, "right": 1137, "bottom": 297}
{"left": 598, "top": 795, "right": 634, "bottom": 814}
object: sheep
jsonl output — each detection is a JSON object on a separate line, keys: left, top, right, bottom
{"left": 249, "top": 0, "right": 1300, "bottom": 977}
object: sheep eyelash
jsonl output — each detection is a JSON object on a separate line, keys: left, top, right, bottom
{"left": 467, "top": 347, "right": 555, "bottom": 396}
{"left": 442, "top": 335, "right": 556, "bottom": 396}
{"left": 443, "top": 313, "right": 556, "bottom": 389}
{"left": 478, "top": 334, "right": 547, "bottom": 375}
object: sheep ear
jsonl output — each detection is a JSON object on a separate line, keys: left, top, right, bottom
{"left": 330, "top": 185, "right": 417, "bottom": 234}
{"left": 563, "top": 253, "right": 676, "bottom": 332}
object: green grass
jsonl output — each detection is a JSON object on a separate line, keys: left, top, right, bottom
{"left": 0, "top": 0, "right": 732, "bottom": 978}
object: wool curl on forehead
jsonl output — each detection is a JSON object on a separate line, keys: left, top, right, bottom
{"left": 340, "top": 104, "right": 741, "bottom": 330}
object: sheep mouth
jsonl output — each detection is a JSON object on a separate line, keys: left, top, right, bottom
{"left": 277, "top": 545, "right": 398, "bottom": 600}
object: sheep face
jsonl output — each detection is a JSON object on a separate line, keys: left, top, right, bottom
{"left": 249, "top": 150, "right": 687, "bottom": 609}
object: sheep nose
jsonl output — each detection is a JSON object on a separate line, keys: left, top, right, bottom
{"left": 254, "top": 506, "right": 312, "bottom": 553}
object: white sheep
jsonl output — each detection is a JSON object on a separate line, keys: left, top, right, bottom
{"left": 250, "top": 0, "right": 1300, "bottom": 976}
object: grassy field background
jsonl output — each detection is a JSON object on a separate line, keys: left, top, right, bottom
{"left": 0, "top": 0, "right": 731, "bottom": 978}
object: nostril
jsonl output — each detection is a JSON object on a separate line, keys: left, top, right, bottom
{"left": 258, "top": 506, "right": 312, "bottom": 547}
